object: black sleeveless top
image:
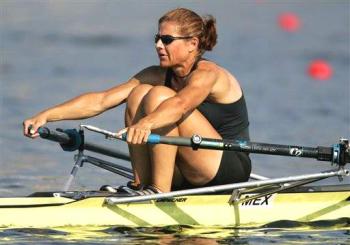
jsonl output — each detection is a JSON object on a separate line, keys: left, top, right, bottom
{"left": 164, "top": 59, "right": 250, "bottom": 140}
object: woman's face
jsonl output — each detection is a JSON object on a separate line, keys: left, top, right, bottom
{"left": 156, "top": 21, "right": 196, "bottom": 67}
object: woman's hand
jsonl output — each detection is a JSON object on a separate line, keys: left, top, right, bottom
{"left": 117, "top": 119, "right": 153, "bottom": 144}
{"left": 23, "top": 115, "right": 47, "bottom": 138}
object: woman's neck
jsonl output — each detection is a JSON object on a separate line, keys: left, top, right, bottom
{"left": 172, "top": 56, "right": 200, "bottom": 79}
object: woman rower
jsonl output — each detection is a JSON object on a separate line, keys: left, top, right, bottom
{"left": 23, "top": 8, "right": 251, "bottom": 194}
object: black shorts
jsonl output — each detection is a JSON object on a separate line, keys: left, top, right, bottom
{"left": 179, "top": 151, "right": 251, "bottom": 189}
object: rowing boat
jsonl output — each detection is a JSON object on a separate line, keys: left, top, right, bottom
{"left": 0, "top": 125, "right": 349, "bottom": 228}
{"left": 1, "top": 185, "right": 349, "bottom": 228}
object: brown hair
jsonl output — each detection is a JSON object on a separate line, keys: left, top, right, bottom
{"left": 158, "top": 8, "right": 217, "bottom": 55}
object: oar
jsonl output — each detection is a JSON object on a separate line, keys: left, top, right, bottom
{"left": 80, "top": 124, "right": 350, "bottom": 166}
{"left": 38, "top": 125, "right": 349, "bottom": 166}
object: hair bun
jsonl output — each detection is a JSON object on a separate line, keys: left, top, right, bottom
{"left": 201, "top": 15, "right": 217, "bottom": 51}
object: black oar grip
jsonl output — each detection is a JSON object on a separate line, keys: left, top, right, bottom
{"left": 38, "top": 127, "right": 82, "bottom": 151}
{"left": 38, "top": 127, "right": 71, "bottom": 144}
{"left": 317, "top": 146, "right": 333, "bottom": 162}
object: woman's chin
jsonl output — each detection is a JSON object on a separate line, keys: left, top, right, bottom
{"left": 159, "top": 61, "right": 171, "bottom": 67}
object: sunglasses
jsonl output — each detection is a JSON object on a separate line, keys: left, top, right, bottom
{"left": 154, "top": 34, "right": 193, "bottom": 45}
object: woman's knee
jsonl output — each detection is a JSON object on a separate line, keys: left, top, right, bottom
{"left": 126, "top": 84, "right": 153, "bottom": 114}
{"left": 143, "top": 86, "right": 176, "bottom": 114}
{"left": 127, "top": 84, "right": 153, "bottom": 107}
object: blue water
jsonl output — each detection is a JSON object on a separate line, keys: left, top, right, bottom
{"left": 0, "top": 0, "right": 349, "bottom": 243}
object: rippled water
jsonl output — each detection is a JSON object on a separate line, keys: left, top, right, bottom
{"left": 0, "top": 0, "right": 349, "bottom": 244}
{"left": 1, "top": 220, "right": 350, "bottom": 244}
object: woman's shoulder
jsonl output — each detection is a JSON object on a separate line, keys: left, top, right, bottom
{"left": 198, "top": 59, "right": 235, "bottom": 78}
{"left": 194, "top": 59, "right": 226, "bottom": 82}
{"left": 197, "top": 59, "right": 242, "bottom": 103}
{"left": 197, "top": 59, "right": 221, "bottom": 73}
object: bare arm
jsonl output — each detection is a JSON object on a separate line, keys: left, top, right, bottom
{"left": 38, "top": 80, "right": 139, "bottom": 121}
{"left": 23, "top": 66, "right": 165, "bottom": 137}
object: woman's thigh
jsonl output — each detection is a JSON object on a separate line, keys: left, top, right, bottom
{"left": 175, "top": 109, "right": 223, "bottom": 186}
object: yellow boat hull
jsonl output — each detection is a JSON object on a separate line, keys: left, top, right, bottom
{"left": 0, "top": 190, "right": 349, "bottom": 228}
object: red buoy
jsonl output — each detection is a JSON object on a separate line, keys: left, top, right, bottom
{"left": 307, "top": 60, "right": 333, "bottom": 80}
{"left": 278, "top": 12, "right": 301, "bottom": 32}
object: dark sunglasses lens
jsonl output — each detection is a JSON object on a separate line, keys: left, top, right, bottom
{"left": 154, "top": 35, "right": 174, "bottom": 45}
{"left": 161, "top": 36, "right": 173, "bottom": 45}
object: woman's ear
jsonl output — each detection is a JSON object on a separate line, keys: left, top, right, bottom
{"left": 188, "top": 37, "right": 199, "bottom": 53}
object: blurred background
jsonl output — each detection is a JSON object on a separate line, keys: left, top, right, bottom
{"left": 1, "top": 0, "right": 349, "bottom": 196}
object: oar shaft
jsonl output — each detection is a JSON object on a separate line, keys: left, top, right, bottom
{"left": 84, "top": 142, "right": 130, "bottom": 161}
{"left": 195, "top": 138, "right": 323, "bottom": 159}
{"left": 154, "top": 135, "right": 348, "bottom": 165}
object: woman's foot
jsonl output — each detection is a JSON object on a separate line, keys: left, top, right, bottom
{"left": 127, "top": 181, "right": 144, "bottom": 191}
{"left": 135, "top": 185, "right": 162, "bottom": 195}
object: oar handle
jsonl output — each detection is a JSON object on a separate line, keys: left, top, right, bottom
{"left": 38, "top": 127, "right": 72, "bottom": 144}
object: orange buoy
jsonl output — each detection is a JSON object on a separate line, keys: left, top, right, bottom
{"left": 278, "top": 12, "right": 301, "bottom": 32}
{"left": 307, "top": 60, "right": 333, "bottom": 80}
